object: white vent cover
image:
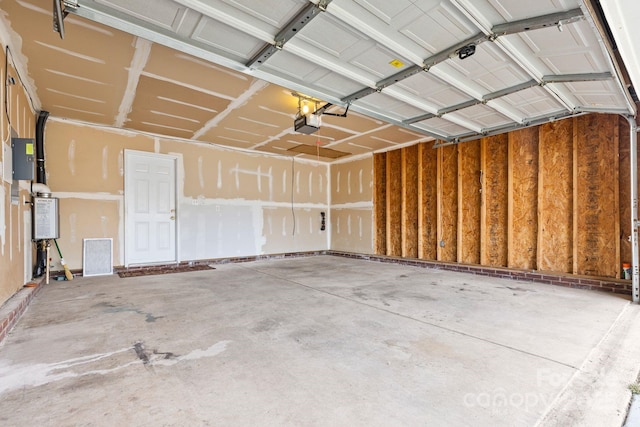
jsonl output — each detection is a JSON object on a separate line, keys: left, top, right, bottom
{"left": 83, "top": 238, "right": 113, "bottom": 277}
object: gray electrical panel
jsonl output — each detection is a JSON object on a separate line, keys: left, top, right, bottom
{"left": 12, "top": 137, "right": 35, "bottom": 180}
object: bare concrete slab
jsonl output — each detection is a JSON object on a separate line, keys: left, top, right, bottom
{"left": 0, "top": 255, "right": 638, "bottom": 426}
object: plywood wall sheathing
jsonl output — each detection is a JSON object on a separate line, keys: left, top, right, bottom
{"left": 418, "top": 143, "right": 437, "bottom": 260}
{"left": 439, "top": 145, "right": 458, "bottom": 262}
{"left": 508, "top": 128, "right": 539, "bottom": 270}
{"left": 386, "top": 150, "right": 402, "bottom": 256}
{"left": 370, "top": 113, "right": 632, "bottom": 281}
{"left": 481, "top": 135, "right": 509, "bottom": 267}
{"left": 574, "top": 115, "right": 618, "bottom": 278}
{"left": 538, "top": 120, "right": 574, "bottom": 273}
{"left": 619, "top": 117, "right": 632, "bottom": 268}
{"left": 458, "top": 140, "right": 481, "bottom": 264}
{"left": 402, "top": 145, "right": 419, "bottom": 258}
{"left": 373, "top": 153, "right": 387, "bottom": 255}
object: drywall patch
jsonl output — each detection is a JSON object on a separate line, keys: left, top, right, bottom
{"left": 102, "top": 145, "right": 109, "bottom": 180}
{"left": 233, "top": 163, "right": 240, "bottom": 190}
{"left": 282, "top": 169, "right": 287, "bottom": 194}
{"left": 68, "top": 139, "right": 76, "bottom": 176}
{"left": 118, "top": 149, "right": 124, "bottom": 176}
{"left": 198, "top": 155, "right": 204, "bottom": 189}
{"left": 217, "top": 160, "right": 222, "bottom": 189}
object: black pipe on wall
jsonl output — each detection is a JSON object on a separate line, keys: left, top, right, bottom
{"left": 35, "top": 110, "right": 49, "bottom": 184}
{"left": 33, "top": 110, "right": 49, "bottom": 278}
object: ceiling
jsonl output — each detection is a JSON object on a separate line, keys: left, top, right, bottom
{"left": 0, "top": 0, "right": 635, "bottom": 161}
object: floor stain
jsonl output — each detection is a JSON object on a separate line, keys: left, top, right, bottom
{"left": 93, "top": 302, "right": 164, "bottom": 323}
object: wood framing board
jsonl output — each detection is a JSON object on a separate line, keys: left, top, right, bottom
{"left": 508, "top": 128, "right": 539, "bottom": 270}
{"left": 439, "top": 145, "right": 458, "bottom": 262}
{"left": 402, "top": 145, "right": 419, "bottom": 258}
{"left": 481, "top": 135, "right": 509, "bottom": 267}
{"left": 574, "top": 114, "right": 618, "bottom": 278}
{"left": 386, "top": 149, "right": 402, "bottom": 256}
{"left": 373, "top": 153, "right": 387, "bottom": 255}
{"left": 619, "top": 117, "right": 632, "bottom": 268}
{"left": 538, "top": 119, "right": 574, "bottom": 273}
{"left": 458, "top": 140, "right": 481, "bottom": 264}
{"left": 418, "top": 143, "right": 438, "bottom": 260}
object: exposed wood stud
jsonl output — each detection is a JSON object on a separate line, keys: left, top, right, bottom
{"left": 615, "top": 118, "right": 621, "bottom": 278}
{"left": 458, "top": 140, "right": 481, "bottom": 264}
{"left": 402, "top": 145, "right": 419, "bottom": 258}
{"left": 386, "top": 149, "right": 402, "bottom": 256}
{"left": 373, "top": 153, "right": 387, "bottom": 255}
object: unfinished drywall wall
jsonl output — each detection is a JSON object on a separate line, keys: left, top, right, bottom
{"left": 373, "top": 114, "right": 634, "bottom": 280}
{"left": 331, "top": 155, "right": 373, "bottom": 254}
{"left": 44, "top": 119, "right": 329, "bottom": 270}
{"left": 0, "top": 47, "right": 36, "bottom": 308}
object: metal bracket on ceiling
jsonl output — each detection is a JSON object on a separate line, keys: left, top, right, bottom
{"left": 317, "top": 0, "right": 331, "bottom": 12}
{"left": 541, "top": 72, "right": 612, "bottom": 83}
{"left": 53, "top": 0, "right": 71, "bottom": 39}
{"left": 246, "top": 0, "right": 333, "bottom": 69}
{"left": 491, "top": 8, "right": 584, "bottom": 38}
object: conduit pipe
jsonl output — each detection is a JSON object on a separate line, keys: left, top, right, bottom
{"left": 32, "top": 110, "right": 50, "bottom": 278}
{"left": 628, "top": 115, "right": 639, "bottom": 303}
{"left": 35, "top": 111, "right": 49, "bottom": 184}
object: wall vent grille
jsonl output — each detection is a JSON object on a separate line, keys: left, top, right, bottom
{"left": 83, "top": 238, "right": 113, "bottom": 277}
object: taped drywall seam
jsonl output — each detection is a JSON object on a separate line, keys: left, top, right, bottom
{"left": 181, "top": 196, "right": 326, "bottom": 210}
{"left": 330, "top": 201, "right": 373, "bottom": 209}
{"left": 170, "top": 152, "right": 184, "bottom": 263}
{"left": 48, "top": 116, "right": 325, "bottom": 166}
{"left": 115, "top": 37, "right": 152, "bottom": 127}
{"left": 193, "top": 79, "right": 269, "bottom": 139}
{"left": 102, "top": 146, "right": 109, "bottom": 180}
{"left": 68, "top": 139, "right": 76, "bottom": 176}
{"left": 331, "top": 151, "right": 372, "bottom": 165}
{"left": 0, "top": 17, "right": 41, "bottom": 111}
{"left": 326, "top": 161, "right": 332, "bottom": 250}
{"left": 118, "top": 198, "right": 124, "bottom": 266}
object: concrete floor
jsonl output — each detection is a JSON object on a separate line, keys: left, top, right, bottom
{"left": 1, "top": 255, "right": 639, "bottom": 426}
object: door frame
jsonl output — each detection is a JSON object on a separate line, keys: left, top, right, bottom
{"left": 123, "top": 149, "right": 178, "bottom": 267}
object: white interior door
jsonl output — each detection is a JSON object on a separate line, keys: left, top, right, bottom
{"left": 125, "top": 150, "right": 176, "bottom": 266}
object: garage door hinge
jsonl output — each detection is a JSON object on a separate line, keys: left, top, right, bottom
{"left": 63, "top": 1, "right": 78, "bottom": 10}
